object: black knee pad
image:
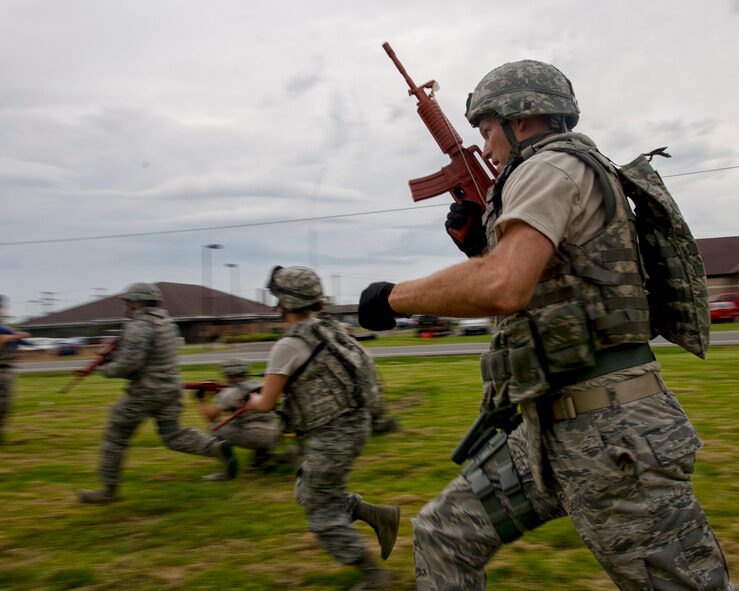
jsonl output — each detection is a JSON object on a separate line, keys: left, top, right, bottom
{"left": 460, "top": 431, "right": 544, "bottom": 543}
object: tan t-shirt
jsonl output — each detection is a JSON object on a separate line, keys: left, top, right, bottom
{"left": 266, "top": 336, "right": 312, "bottom": 376}
{"left": 494, "top": 149, "right": 607, "bottom": 247}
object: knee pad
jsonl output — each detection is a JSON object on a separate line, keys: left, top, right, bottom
{"left": 460, "top": 430, "right": 543, "bottom": 543}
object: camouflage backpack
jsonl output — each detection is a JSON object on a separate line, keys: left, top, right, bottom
{"left": 529, "top": 138, "right": 710, "bottom": 358}
{"left": 617, "top": 148, "right": 710, "bottom": 358}
{"left": 283, "top": 315, "right": 379, "bottom": 432}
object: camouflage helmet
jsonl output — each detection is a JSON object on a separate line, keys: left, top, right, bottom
{"left": 266, "top": 265, "right": 323, "bottom": 311}
{"left": 465, "top": 60, "right": 579, "bottom": 129}
{"left": 121, "top": 282, "right": 162, "bottom": 303}
{"left": 221, "top": 358, "right": 249, "bottom": 377}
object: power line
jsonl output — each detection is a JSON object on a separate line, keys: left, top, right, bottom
{"left": 662, "top": 165, "right": 739, "bottom": 178}
{"left": 1, "top": 164, "right": 736, "bottom": 248}
{"left": 0, "top": 204, "right": 442, "bottom": 247}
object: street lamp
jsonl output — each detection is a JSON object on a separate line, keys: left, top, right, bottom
{"left": 201, "top": 244, "right": 224, "bottom": 316}
{"left": 224, "top": 263, "right": 239, "bottom": 321}
{"left": 224, "top": 263, "right": 240, "bottom": 297}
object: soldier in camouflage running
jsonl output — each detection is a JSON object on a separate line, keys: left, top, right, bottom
{"left": 242, "top": 266, "right": 400, "bottom": 591}
{"left": 77, "top": 282, "right": 237, "bottom": 504}
{"left": 359, "top": 61, "right": 735, "bottom": 590}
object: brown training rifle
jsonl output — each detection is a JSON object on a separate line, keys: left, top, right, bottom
{"left": 58, "top": 338, "right": 118, "bottom": 394}
{"left": 382, "top": 42, "right": 497, "bottom": 243}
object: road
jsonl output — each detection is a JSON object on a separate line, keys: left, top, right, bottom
{"left": 15, "top": 331, "right": 739, "bottom": 374}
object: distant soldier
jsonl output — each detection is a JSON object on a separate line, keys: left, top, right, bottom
{"left": 0, "top": 295, "right": 32, "bottom": 446}
{"left": 195, "top": 358, "right": 291, "bottom": 478}
{"left": 77, "top": 282, "right": 237, "bottom": 504}
{"left": 244, "top": 266, "right": 400, "bottom": 590}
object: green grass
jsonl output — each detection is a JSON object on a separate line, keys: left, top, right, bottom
{"left": 1, "top": 348, "right": 737, "bottom": 590}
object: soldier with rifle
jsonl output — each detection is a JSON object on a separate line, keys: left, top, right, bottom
{"left": 360, "top": 50, "right": 735, "bottom": 590}
{"left": 189, "top": 359, "right": 293, "bottom": 478}
{"left": 76, "top": 282, "right": 238, "bottom": 504}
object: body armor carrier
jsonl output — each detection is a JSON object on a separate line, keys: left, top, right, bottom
{"left": 119, "top": 307, "right": 180, "bottom": 392}
{"left": 481, "top": 133, "right": 653, "bottom": 410}
{"left": 283, "top": 315, "right": 374, "bottom": 434}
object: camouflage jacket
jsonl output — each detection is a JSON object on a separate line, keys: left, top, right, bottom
{"left": 99, "top": 307, "right": 181, "bottom": 395}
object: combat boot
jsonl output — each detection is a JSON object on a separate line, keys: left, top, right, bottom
{"left": 351, "top": 554, "right": 392, "bottom": 590}
{"left": 211, "top": 439, "right": 238, "bottom": 480}
{"left": 372, "top": 415, "right": 399, "bottom": 435}
{"left": 77, "top": 485, "right": 117, "bottom": 504}
{"left": 353, "top": 501, "right": 400, "bottom": 560}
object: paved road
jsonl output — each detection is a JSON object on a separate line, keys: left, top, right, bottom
{"left": 15, "top": 331, "right": 739, "bottom": 374}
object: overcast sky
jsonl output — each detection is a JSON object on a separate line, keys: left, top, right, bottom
{"left": 2, "top": 0, "right": 738, "bottom": 323}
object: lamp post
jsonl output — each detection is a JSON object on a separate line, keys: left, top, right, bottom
{"left": 224, "top": 263, "right": 239, "bottom": 322}
{"left": 201, "top": 243, "right": 224, "bottom": 316}
{"left": 224, "top": 263, "right": 240, "bottom": 297}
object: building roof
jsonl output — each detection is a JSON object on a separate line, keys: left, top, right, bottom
{"left": 696, "top": 236, "right": 739, "bottom": 276}
{"left": 22, "top": 282, "right": 277, "bottom": 329}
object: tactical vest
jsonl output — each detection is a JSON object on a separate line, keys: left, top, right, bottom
{"left": 135, "top": 308, "right": 178, "bottom": 370}
{"left": 118, "top": 308, "right": 180, "bottom": 390}
{"left": 480, "top": 133, "right": 653, "bottom": 410}
{"left": 282, "top": 315, "right": 374, "bottom": 433}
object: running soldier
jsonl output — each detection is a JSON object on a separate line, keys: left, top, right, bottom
{"left": 77, "top": 282, "right": 237, "bottom": 504}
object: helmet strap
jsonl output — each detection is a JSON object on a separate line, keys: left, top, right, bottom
{"left": 499, "top": 117, "right": 554, "bottom": 163}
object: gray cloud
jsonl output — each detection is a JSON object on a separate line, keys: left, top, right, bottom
{"left": 1, "top": 0, "right": 738, "bottom": 321}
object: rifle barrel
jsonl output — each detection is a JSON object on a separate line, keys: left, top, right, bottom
{"left": 382, "top": 42, "right": 419, "bottom": 95}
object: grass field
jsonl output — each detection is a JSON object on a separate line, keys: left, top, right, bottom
{"left": 1, "top": 347, "right": 737, "bottom": 590}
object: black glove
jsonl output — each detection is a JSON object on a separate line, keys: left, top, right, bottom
{"left": 359, "top": 282, "right": 397, "bottom": 331}
{"left": 194, "top": 389, "right": 206, "bottom": 401}
{"left": 445, "top": 201, "right": 487, "bottom": 257}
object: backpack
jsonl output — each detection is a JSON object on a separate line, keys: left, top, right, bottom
{"left": 616, "top": 148, "right": 710, "bottom": 358}
{"left": 522, "top": 137, "right": 710, "bottom": 359}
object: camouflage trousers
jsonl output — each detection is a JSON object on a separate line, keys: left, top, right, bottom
{"left": 413, "top": 388, "right": 735, "bottom": 590}
{"left": 0, "top": 369, "right": 13, "bottom": 444}
{"left": 294, "top": 409, "right": 372, "bottom": 565}
{"left": 213, "top": 413, "right": 281, "bottom": 451}
{"left": 98, "top": 390, "right": 216, "bottom": 487}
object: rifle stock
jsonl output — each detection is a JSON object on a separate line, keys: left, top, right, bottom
{"left": 382, "top": 42, "right": 497, "bottom": 227}
{"left": 58, "top": 338, "right": 118, "bottom": 394}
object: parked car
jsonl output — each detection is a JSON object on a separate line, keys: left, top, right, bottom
{"left": 416, "top": 315, "right": 453, "bottom": 337}
{"left": 458, "top": 318, "right": 491, "bottom": 335}
{"left": 710, "top": 292, "right": 739, "bottom": 307}
{"left": 709, "top": 300, "right": 739, "bottom": 323}
{"left": 395, "top": 316, "right": 418, "bottom": 330}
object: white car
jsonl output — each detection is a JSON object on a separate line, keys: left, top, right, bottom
{"left": 458, "top": 318, "right": 491, "bottom": 335}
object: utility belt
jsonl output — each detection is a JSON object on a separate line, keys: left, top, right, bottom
{"left": 549, "top": 371, "right": 664, "bottom": 421}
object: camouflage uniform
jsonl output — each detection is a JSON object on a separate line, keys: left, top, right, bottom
{"left": 94, "top": 305, "right": 221, "bottom": 488}
{"left": 211, "top": 379, "right": 282, "bottom": 454}
{"left": 280, "top": 316, "right": 374, "bottom": 565}
{"left": 0, "top": 340, "right": 18, "bottom": 445}
{"left": 412, "top": 61, "right": 735, "bottom": 590}
{"left": 267, "top": 266, "right": 399, "bottom": 586}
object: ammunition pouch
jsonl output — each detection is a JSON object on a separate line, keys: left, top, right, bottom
{"left": 460, "top": 430, "right": 543, "bottom": 544}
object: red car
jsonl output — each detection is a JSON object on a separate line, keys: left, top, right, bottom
{"left": 710, "top": 292, "right": 739, "bottom": 307}
{"left": 709, "top": 299, "right": 739, "bottom": 323}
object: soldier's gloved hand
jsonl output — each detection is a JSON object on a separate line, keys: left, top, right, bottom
{"left": 359, "top": 282, "right": 397, "bottom": 331}
{"left": 445, "top": 201, "right": 487, "bottom": 257}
